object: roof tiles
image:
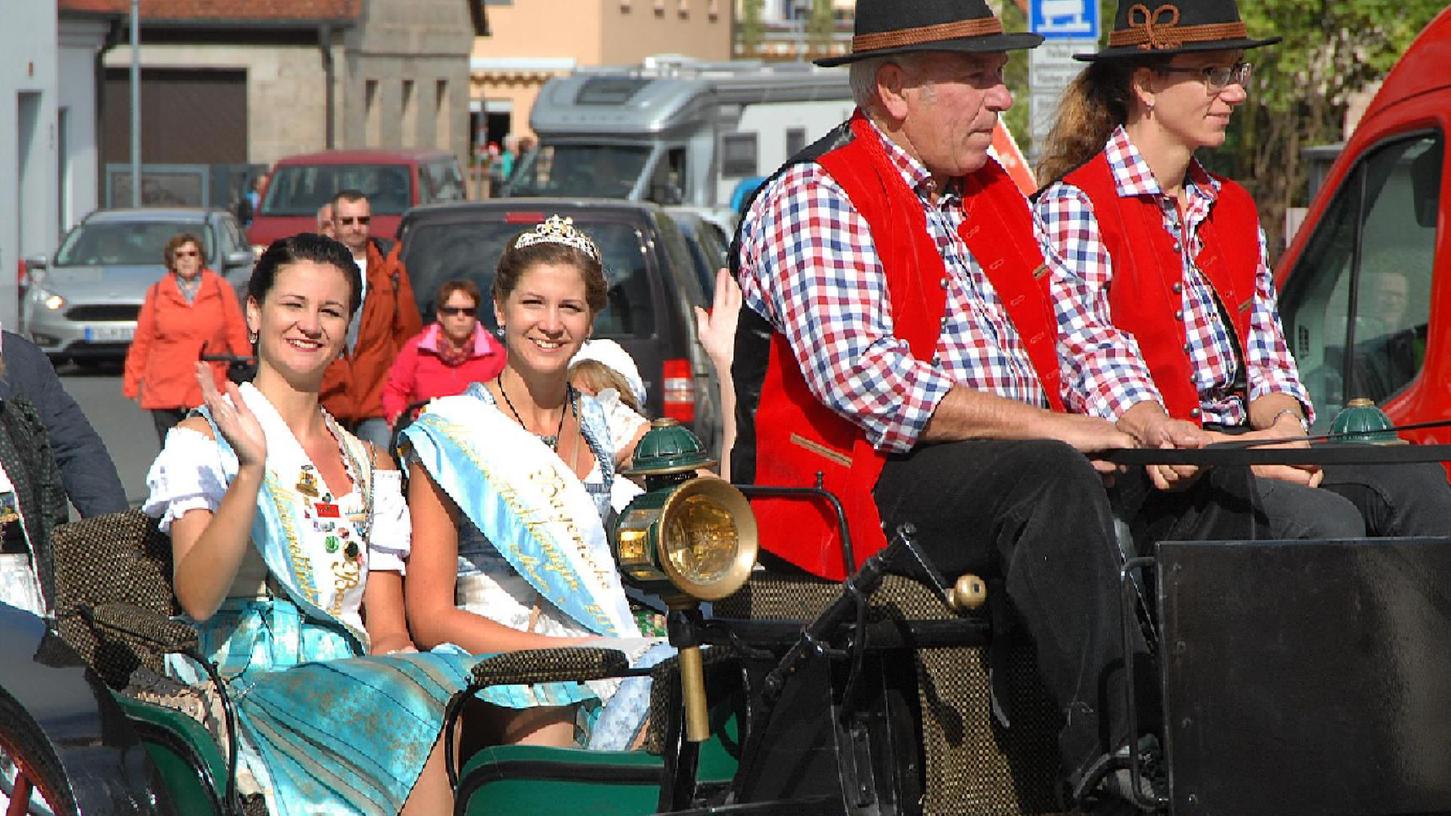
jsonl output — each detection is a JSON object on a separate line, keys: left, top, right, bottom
{"left": 58, "top": 0, "right": 361, "bottom": 22}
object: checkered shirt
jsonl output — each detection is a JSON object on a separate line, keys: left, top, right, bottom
{"left": 737, "top": 116, "right": 1048, "bottom": 454}
{"left": 1036, "top": 125, "right": 1312, "bottom": 427}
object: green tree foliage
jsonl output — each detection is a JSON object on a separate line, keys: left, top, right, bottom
{"left": 1208, "top": 1, "right": 1445, "bottom": 258}
{"left": 739, "top": 0, "right": 765, "bottom": 57}
{"left": 807, "top": 0, "right": 836, "bottom": 56}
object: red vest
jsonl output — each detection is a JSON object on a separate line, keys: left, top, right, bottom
{"left": 1063, "top": 153, "right": 1262, "bottom": 423}
{"left": 752, "top": 116, "right": 1063, "bottom": 580}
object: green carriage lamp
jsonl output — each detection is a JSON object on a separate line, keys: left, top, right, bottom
{"left": 1330, "top": 398, "right": 1404, "bottom": 445}
{"left": 612, "top": 418, "right": 758, "bottom": 742}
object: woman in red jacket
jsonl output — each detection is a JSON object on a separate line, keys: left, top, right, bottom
{"left": 123, "top": 232, "right": 251, "bottom": 443}
{"left": 382, "top": 279, "right": 506, "bottom": 426}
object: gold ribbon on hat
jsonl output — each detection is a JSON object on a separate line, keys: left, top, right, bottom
{"left": 1107, "top": 2, "right": 1249, "bottom": 51}
{"left": 852, "top": 17, "right": 1005, "bottom": 54}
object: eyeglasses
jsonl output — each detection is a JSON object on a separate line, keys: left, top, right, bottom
{"left": 173, "top": 250, "right": 199, "bottom": 257}
{"left": 1159, "top": 61, "right": 1252, "bottom": 93}
{"left": 335, "top": 216, "right": 371, "bottom": 226}
{"left": 439, "top": 306, "right": 477, "bottom": 317}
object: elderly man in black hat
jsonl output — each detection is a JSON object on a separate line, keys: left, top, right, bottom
{"left": 730, "top": 0, "right": 1263, "bottom": 807}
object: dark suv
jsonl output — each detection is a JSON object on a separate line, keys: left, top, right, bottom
{"left": 397, "top": 198, "right": 722, "bottom": 450}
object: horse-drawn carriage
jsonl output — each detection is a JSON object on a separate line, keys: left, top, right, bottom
{"left": 4, "top": 423, "right": 1451, "bottom": 816}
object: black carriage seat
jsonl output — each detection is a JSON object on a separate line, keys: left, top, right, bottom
{"left": 713, "top": 570, "right": 1069, "bottom": 816}
{"left": 47, "top": 509, "right": 251, "bottom": 815}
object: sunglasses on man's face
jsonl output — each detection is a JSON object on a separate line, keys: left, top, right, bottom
{"left": 174, "top": 250, "right": 200, "bottom": 257}
{"left": 335, "top": 216, "right": 371, "bottom": 226}
{"left": 439, "top": 305, "right": 477, "bottom": 317}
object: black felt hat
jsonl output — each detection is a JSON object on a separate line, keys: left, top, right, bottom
{"left": 1076, "top": 0, "right": 1280, "bottom": 62}
{"left": 815, "top": 0, "right": 1043, "bottom": 68}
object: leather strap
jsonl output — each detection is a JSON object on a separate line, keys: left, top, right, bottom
{"left": 1102, "top": 443, "right": 1451, "bottom": 467}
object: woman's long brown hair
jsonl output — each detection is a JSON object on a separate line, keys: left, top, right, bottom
{"left": 1035, "top": 58, "right": 1164, "bottom": 187}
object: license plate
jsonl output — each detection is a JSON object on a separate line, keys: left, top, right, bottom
{"left": 84, "top": 325, "right": 135, "bottom": 342}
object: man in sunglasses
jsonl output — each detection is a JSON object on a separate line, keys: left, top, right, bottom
{"left": 320, "top": 189, "right": 422, "bottom": 449}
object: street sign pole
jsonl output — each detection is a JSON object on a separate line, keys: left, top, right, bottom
{"left": 129, "top": 0, "right": 141, "bottom": 208}
{"left": 1026, "top": 0, "right": 1100, "bottom": 162}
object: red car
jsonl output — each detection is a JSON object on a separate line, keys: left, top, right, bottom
{"left": 245, "top": 148, "right": 467, "bottom": 252}
{"left": 1274, "top": 6, "right": 1451, "bottom": 451}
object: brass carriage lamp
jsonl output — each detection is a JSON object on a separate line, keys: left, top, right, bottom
{"left": 612, "top": 418, "right": 758, "bottom": 742}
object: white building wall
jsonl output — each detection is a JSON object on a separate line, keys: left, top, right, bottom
{"left": 0, "top": 3, "right": 60, "bottom": 328}
{"left": 59, "top": 19, "right": 111, "bottom": 232}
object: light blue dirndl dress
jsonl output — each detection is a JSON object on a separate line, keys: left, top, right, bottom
{"left": 400, "top": 383, "right": 671, "bottom": 750}
{"left": 143, "top": 383, "right": 508, "bottom": 815}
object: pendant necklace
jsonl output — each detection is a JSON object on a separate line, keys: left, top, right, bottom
{"left": 497, "top": 373, "right": 571, "bottom": 451}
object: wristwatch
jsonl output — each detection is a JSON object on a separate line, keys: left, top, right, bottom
{"left": 1271, "top": 407, "right": 1309, "bottom": 434}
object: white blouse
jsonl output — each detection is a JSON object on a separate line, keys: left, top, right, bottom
{"left": 143, "top": 427, "right": 411, "bottom": 581}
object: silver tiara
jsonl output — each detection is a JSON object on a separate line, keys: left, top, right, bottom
{"left": 513, "top": 215, "right": 601, "bottom": 261}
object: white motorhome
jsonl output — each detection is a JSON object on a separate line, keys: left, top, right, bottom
{"left": 504, "top": 56, "right": 853, "bottom": 211}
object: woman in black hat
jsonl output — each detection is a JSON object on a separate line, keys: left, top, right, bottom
{"left": 1035, "top": 0, "right": 1451, "bottom": 539}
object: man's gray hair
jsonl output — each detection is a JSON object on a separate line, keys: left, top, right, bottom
{"left": 848, "top": 53, "right": 935, "bottom": 112}
{"left": 848, "top": 56, "right": 892, "bottom": 110}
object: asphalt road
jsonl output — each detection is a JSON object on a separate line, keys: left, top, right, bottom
{"left": 57, "top": 361, "right": 161, "bottom": 508}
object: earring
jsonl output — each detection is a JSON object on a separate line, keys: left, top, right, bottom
{"left": 248, "top": 330, "right": 258, "bottom": 344}
{"left": 1146, "top": 98, "right": 1155, "bottom": 113}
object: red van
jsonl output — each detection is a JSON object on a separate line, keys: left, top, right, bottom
{"left": 245, "top": 148, "right": 467, "bottom": 253}
{"left": 1274, "top": 6, "right": 1451, "bottom": 446}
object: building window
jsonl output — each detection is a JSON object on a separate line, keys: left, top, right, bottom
{"left": 721, "top": 133, "right": 758, "bottom": 177}
{"left": 401, "top": 79, "right": 416, "bottom": 145}
{"left": 786, "top": 127, "right": 806, "bottom": 157}
{"left": 678, "top": 0, "right": 689, "bottom": 17}
{"left": 365, "top": 79, "right": 381, "bottom": 146}
{"left": 707, "top": 0, "right": 719, "bottom": 19}
{"left": 435, "top": 80, "right": 451, "bottom": 150}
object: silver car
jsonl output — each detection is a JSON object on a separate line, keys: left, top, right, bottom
{"left": 22, "top": 208, "right": 254, "bottom": 362}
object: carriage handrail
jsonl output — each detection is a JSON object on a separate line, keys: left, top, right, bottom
{"left": 735, "top": 483, "right": 857, "bottom": 575}
{"left": 73, "top": 601, "right": 243, "bottom": 815}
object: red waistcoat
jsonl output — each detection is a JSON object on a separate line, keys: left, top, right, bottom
{"left": 752, "top": 116, "right": 1063, "bottom": 580}
{"left": 1064, "top": 153, "right": 1261, "bottom": 423}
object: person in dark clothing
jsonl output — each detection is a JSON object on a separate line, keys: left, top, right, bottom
{"left": 0, "top": 330, "right": 128, "bottom": 517}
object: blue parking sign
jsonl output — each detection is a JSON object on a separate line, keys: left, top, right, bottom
{"left": 1030, "top": 0, "right": 1100, "bottom": 40}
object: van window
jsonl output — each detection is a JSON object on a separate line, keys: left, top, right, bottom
{"left": 426, "top": 160, "right": 467, "bottom": 203}
{"left": 1280, "top": 131, "right": 1442, "bottom": 422}
{"left": 403, "top": 218, "right": 656, "bottom": 337}
{"left": 721, "top": 133, "right": 758, "bottom": 177}
{"left": 505, "top": 145, "right": 650, "bottom": 198}
{"left": 647, "top": 148, "right": 687, "bottom": 205}
{"left": 261, "top": 164, "right": 413, "bottom": 215}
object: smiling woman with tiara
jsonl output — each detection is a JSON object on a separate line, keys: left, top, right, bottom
{"left": 401, "top": 215, "right": 669, "bottom": 751}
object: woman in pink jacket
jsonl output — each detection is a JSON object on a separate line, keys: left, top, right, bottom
{"left": 123, "top": 232, "right": 251, "bottom": 443}
{"left": 382, "top": 279, "right": 506, "bottom": 425}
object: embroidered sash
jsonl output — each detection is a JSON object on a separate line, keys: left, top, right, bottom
{"left": 202, "top": 383, "right": 374, "bottom": 650}
{"left": 400, "top": 385, "right": 640, "bottom": 639}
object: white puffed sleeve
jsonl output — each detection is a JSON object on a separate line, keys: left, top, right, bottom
{"left": 594, "top": 388, "right": 649, "bottom": 457}
{"left": 367, "top": 469, "right": 411, "bottom": 575}
{"left": 142, "top": 428, "right": 235, "bottom": 533}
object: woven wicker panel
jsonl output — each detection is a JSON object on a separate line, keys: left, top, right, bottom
{"left": 470, "top": 647, "right": 628, "bottom": 687}
{"left": 871, "top": 577, "right": 1065, "bottom": 816}
{"left": 49, "top": 510, "right": 176, "bottom": 690}
{"left": 713, "top": 573, "right": 842, "bottom": 620}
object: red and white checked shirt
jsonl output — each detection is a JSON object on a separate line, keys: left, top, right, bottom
{"left": 1035, "top": 125, "right": 1312, "bottom": 427}
{"left": 737, "top": 115, "right": 1050, "bottom": 454}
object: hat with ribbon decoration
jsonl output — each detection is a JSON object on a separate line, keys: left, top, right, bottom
{"left": 1075, "top": 0, "right": 1279, "bottom": 61}
{"left": 815, "top": 0, "right": 1042, "bottom": 68}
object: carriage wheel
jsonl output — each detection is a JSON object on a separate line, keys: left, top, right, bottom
{"left": 0, "top": 729, "right": 67, "bottom": 816}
